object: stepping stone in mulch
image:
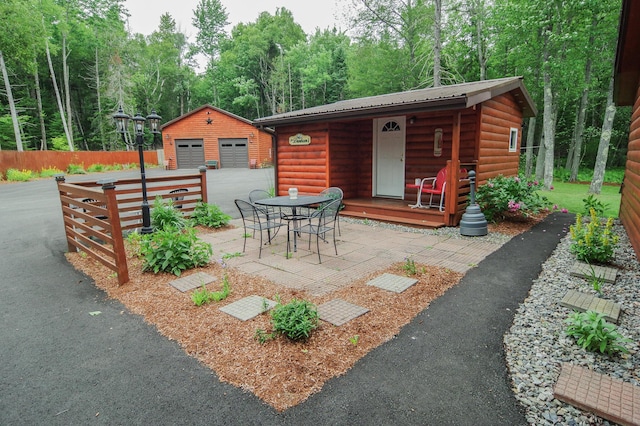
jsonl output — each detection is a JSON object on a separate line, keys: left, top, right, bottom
{"left": 570, "top": 261, "right": 617, "bottom": 284}
{"left": 366, "top": 273, "right": 418, "bottom": 293}
{"left": 170, "top": 272, "right": 217, "bottom": 293}
{"left": 317, "top": 299, "right": 369, "bottom": 326}
{"left": 219, "top": 295, "right": 277, "bottom": 321}
{"left": 560, "top": 290, "right": 622, "bottom": 323}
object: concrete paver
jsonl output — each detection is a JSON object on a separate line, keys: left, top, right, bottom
{"left": 317, "top": 299, "right": 370, "bottom": 326}
{"left": 219, "top": 295, "right": 277, "bottom": 321}
{"left": 554, "top": 363, "right": 640, "bottom": 426}
{"left": 169, "top": 272, "right": 217, "bottom": 292}
{"left": 560, "top": 290, "right": 622, "bottom": 323}
{"left": 570, "top": 261, "right": 618, "bottom": 284}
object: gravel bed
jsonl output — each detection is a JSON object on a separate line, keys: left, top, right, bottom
{"left": 340, "top": 216, "right": 513, "bottom": 245}
{"left": 504, "top": 221, "right": 640, "bottom": 425}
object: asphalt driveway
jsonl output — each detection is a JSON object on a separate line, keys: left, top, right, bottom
{"left": 0, "top": 169, "right": 573, "bottom": 425}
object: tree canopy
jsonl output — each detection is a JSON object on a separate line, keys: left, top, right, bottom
{"left": 0, "top": 0, "right": 628, "bottom": 175}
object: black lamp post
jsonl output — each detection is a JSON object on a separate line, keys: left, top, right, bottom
{"left": 113, "top": 106, "right": 162, "bottom": 234}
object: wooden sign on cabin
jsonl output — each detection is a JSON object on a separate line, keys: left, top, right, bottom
{"left": 289, "top": 133, "right": 311, "bottom": 146}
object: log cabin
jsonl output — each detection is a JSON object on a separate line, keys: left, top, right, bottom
{"left": 161, "top": 105, "right": 272, "bottom": 170}
{"left": 253, "top": 77, "right": 536, "bottom": 228}
{"left": 614, "top": 0, "right": 640, "bottom": 261}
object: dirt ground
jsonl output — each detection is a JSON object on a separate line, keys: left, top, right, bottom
{"left": 66, "top": 215, "right": 542, "bottom": 411}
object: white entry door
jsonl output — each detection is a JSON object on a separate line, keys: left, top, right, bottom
{"left": 374, "top": 116, "right": 406, "bottom": 198}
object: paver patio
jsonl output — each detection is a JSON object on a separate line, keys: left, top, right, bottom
{"left": 200, "top": 219, "right": 504, "bottom": 296}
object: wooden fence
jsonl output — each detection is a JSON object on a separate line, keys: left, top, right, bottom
{"left": 0, "top": 150, "right": 159, "bottom": 178}
{"left": 56, "top": 168, "right": 208, "bottom": 284}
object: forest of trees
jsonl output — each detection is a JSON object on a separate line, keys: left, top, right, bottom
{"left": 0, "top": 0, "right": 629, "bottom": 188}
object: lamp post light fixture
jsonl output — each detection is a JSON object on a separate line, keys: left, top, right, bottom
{"left": 113, "top": 106, "right": 162, "bottom": 234}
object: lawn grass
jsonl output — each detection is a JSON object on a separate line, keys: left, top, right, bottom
{"left": 538, "top": 181, "right": 621, "bottom": 218}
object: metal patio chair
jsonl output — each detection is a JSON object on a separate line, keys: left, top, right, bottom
{"left": 235, "top": 199, "right": 285, "bottom": 258}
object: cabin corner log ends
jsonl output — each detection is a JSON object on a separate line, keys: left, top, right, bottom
{"left": 55, "top": 169, "right": 208, "bottom": 285}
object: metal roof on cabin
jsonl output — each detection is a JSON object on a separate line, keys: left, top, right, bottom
{"left": 253, "top": 76, "right": 536, "bottom": 126}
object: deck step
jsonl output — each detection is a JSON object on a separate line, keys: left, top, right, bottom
{"left": 341, "top": 210, "right": 444, "bottom": 228}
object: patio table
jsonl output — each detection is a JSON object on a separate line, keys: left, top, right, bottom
{"left": 255, "top": 195, "right": 331, "bottom": 252}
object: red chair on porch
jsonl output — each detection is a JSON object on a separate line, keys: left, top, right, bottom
{"left": 417, "top": 167, "right": 467, "bottom": 212}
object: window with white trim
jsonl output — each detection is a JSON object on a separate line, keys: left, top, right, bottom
{"left": 509, "top": 127, "right": 518, "bottom": 152}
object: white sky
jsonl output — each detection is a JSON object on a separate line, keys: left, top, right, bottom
{"left": 124, "top": 0, "right": 347, "bottom": 39}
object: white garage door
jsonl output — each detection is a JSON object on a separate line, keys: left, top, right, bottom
{"left": 219, "top": 138, "right": 249, "bottom": 168}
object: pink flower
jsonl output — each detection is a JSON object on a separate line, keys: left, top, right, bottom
{"left": 550, "top": 185, "right": 554, "bottom": 190}
{"left": 561, "top": 208, "right": 568, "bottom": 213}
{"left": 553, "top": 204, "right": 558, "bottom": 210}
{"left": 514, "top": 177, "right": 520, "bottom": 182}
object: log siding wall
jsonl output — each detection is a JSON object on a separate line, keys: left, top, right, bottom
{"left": 275, "top": 123, "right": 330, "bottom": 195}
{"left": 619, "top": 84, "right": 640, "bottom": 260}
{"left": 476, "top": 92, "right": 523, "bottom": 183}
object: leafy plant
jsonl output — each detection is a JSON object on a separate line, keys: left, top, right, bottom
{"left": 6, "top": 168, "right": 34, "bottom": 182}
{"left": 39, "top": 166, "right": 64, "bottom": 178}
{"left": 87, "top": 163, "right": 105, "bottom": 173}
{"left": 570, "top": 209, "right": 619, "bottom": 264}
{"left": 349, "top": 335, "right": 360, "bottom": 346}
{"left": 585, "top": 263, "right": 604, "bottom": 294}
{"left": 254, "top": 328, "right": 275, "bottom": 344}
{"left": 140, "top": 227, "right": 212, "bottom": 276}
{"left": 403, "top": 257, "right": 417, "bottom": 275}
{"left": 582, "top": 194, "right": 609, "bottom": 217}
{"left": 151, "top": 196, "right": 188, "bottom": 231}
{"left": 476, "top": 174, "right": 549, "bottom": 222}
{"left": 66, "top": 163, "right": 86, "bottom": 174}
{"left": 221, "top": 252, "right": 243, "bottom": 261}
{"left": 191, "top": 275, "right": 231, "bottom": 306}
{"left": 191, "top": 201, "right": 231, "bottom": 228}
{"left": 565, "top": 310, "right": 631, "bottom": 355}
{"left": 270, "top": 298, "right": 319, "bottom": 341}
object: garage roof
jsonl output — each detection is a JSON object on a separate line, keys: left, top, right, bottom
{"left": 253, "top": 76, "right": 536, "bottom": 127}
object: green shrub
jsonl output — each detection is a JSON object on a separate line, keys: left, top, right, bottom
{"left": 582, "top": 194, "right": 609, "bottom": 217}
{"left": 151, "top": 196, "right": 188, "bottom": 231}
{"left": 476, "top": 174, "right": 549, "bottom": 222}
{"left": 270, "top": 298, "right": 319, "bottom": 341}
{"left": 6, "top": 168, "right": 35, "bottom": 182}
{"left": 191, "top": 201, "right": 231, "bottom": 228}
{"left": 140, "top": 227, "right": 212, "bottom": 276}
{"left": 191, "top": 275, "right": 231, "bottom": 306}
{"left": 67, "top": 163, "right": 86, "bottom": 174}
{"left": 565, "top": 310, "right": 631, "bottom": 355}
{"left": 39, "top": 166, "right": 64, "bottom": 178}
{"left": 570, "top": 209, "right": 618, "bottom": 264}
{"left": 87, "top": 164, "right": 105, "bottom": 173}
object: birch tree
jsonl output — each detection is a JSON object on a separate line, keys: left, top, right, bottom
{"left": 589, "top": 76, "right": 616, "bottom": 194}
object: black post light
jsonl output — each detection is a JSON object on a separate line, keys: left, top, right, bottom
{"left": 113, "top": 106, "right": 162, "bottom": 234}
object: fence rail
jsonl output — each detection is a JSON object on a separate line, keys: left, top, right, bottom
{"left": 56, "top": 168, "right": 208, "bottom": 284}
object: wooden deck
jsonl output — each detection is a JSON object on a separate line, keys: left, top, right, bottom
{"left": 341, "top": 198, "right": 446, "bottom": 228}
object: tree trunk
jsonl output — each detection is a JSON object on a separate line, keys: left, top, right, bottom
{"left": 0, "top": 50, "right": 22, "bottom": 151}
{"left": 94, "top": 47, "right": 105, "bottom": 151}
{"left": 45, "top": 39, "right": 74, "bottom": 151}
{"left": 63, "top": 34, "right": 74, "bottom": 148}
{"left": 569, "top": 22, "right": 595, "bottom": 182}
{"left": 535, "top": 135, "right": 546, "bottom": 181}
{"left": 542, "top": 50, "right": 555, "bottom": 190}
{"left": 33, "top": 56, "right": 47, "bottom": 150}
{"left": 433, "top": 0, "right": 442, "bottom": 87}
{"left": 525, "top": 117, "right": 536, "bottom": 178}
{"left": 589, "top": 76, "right": 616, "bottom": 194}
